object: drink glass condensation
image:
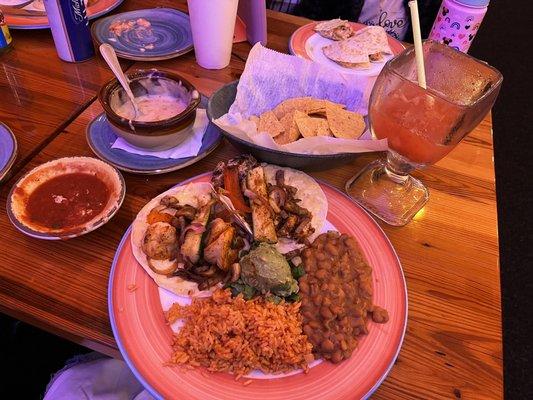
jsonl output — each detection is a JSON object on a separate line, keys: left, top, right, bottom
{"left": 346, "top": 40, "right": 502, "bottom": 226}
{"left": 187, "top": 0, "right": 238, "bottom": 69}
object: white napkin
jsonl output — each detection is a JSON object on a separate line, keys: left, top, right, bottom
{"left": 111, "top": 109, "right": 209, "bottom": 159}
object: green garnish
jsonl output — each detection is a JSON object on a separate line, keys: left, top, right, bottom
{"left": 291, "top": 265, "right": 305, "bottom": 280}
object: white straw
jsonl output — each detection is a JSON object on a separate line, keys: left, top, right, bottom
{"left": 408, "top": 0, "right": 427, "bottom": 89}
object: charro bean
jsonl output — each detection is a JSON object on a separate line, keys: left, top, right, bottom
{"left": 298, "top": 231, "right": 389, "bottom": 364}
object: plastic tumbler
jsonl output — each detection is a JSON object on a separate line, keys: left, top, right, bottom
{"left": 429, "top": 0, "right": 489, "bottom": 53}
{"left": 187, "top": 0, "right": 239, "bottom": 69}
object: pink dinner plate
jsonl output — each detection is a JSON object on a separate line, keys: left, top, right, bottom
{"left": 109, "top": 173, "right": 408, "bottom": 400}
{"left": 289, "top": 21, "right": 405, "bottom": 60}
{"left": 5, "top": 0, "right": 124, "bottom": 29}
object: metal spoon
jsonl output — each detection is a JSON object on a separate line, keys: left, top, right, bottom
{"left": 99, "top": 43, "right": 140, "bottom": 120}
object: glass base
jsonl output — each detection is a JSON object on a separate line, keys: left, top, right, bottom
{"left": 345, "top": 159, "right": 429, "bottom": 226}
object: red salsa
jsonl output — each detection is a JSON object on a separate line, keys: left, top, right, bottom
{"left": 25, "top": 172, "right": 110, "bottom": 230}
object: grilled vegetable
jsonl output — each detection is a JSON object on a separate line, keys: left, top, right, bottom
{"left": 223, "top": 167, "right": 251, "bottom": 213}
{"left": 147, "top": 258, "right": 179, "bottom": 275}
{"left": 203, "top": 226, "right": 235, "bottom": 271}
{"left": 180, "top": 202, "right": 211, "bottom": 263}
{"left": 246, "top": 166, "right": 278, "bottom": 243}
{"left": 204, "top": 218, "right": 230, "bottom": 245}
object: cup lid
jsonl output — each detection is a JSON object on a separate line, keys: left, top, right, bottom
{"left": 456, "top": 0, "right": 489, "bottom": 7}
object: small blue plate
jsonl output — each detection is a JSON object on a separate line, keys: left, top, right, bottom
{"left": 0, "top": 123, "right": 18, "bottom": 183}
{"left": 91, "top": 8, "right": 193, "bottom": 61}
{"left": 86, "top": 98, "right": 222, "bottom": 175}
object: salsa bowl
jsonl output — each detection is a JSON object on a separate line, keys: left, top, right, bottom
{"left": 7, "top": 157, "right": 125, "bottom": 240}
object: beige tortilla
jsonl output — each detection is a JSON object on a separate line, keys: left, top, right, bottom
{"left": 130, "top": 182, "right": 216, "bottom": 298}
{"left": 322, "top": 38, "right": 371, "bottom": 67}
{"left": 322, "top": 26, "right": 392, "bottom": 69}
{"left": 350, "top": 26, "right": 392, "bottom": 55}
{"left": 263, "top": 165, "right": 328, "bottom": 254}
{"left": 314, "top": 19, "right": 354, "bottom": 41}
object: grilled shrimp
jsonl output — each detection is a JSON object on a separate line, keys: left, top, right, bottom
{"left": 142, "top": 222, "right": 178, "bottom": 260}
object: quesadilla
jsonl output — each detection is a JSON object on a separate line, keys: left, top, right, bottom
{"left": 322, "top": 25, "right": 393, "bottom": 69}
{"left": 314, "top": 19, "right": 354, "bottom": 41}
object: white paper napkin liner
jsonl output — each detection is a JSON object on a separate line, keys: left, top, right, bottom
{"left": 215, "top": 44, "right": 388, "bottom": 155}
{"left": 111, "top": 109, "right": 209, "bottom": 159}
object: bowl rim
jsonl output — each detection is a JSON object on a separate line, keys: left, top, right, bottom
{"left": 207, "top": 80, "right": 374, "bottom": 160}
{"left": 99, "top": 69, "right": 201, "bottom": 130}
{"left": 6, "top": 156, "right": 126, "bottom": 240}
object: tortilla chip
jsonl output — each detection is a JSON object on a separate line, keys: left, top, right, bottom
{"left": 274, "top": 111, "right": 301, "bottom": 145}
{"left": 273, "top": 97, "right": 327, "bottom": 120}
{"left": 308, "top": 100, "right": 345, "bottom": 116}
{"left": 257, "top": 111, "right": 284, "bottom": 138}
{"left": 325, "top": 104, "right": 365, "bottom": 139}
{"left": 294, "top": 112, "right": 331, "bottom": 138}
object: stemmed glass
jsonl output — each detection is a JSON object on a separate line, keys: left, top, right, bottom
{"left": 346, "top": 40, "right": 503, "bottom": 226}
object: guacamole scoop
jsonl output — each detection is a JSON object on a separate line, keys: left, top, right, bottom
{"left": 240, "top": 243, "right": 298, "bottom": 297}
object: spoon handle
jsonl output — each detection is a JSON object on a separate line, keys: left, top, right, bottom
{"left": 99, "top": 44, "right": 136, "bottom": 103}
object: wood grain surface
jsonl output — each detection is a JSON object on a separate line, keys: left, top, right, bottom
{"left": 0, "top": 1, "right": 502, "bottom": 399}
{"left": 0, "top": 30, "right": 132, "bottom": 181}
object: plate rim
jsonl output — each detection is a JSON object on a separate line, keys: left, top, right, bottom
{"left": 90, "top": 7, "right": 194, "bottom": 61}
{"left": 85, "top": 108, "right": 222, "bottom": 175}
{"left": 5, "top": 156, "right": 126, "bottom": 240}
{"left": 5, "top": 0, "right": 125, "bottom": 29}
{"left": 0, "top": 122, "right": 18, "bottom": 183}
{"left": 108, "top": 172, "right": 408, "bottom": 400}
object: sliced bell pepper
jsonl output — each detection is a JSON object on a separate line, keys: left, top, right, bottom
{"left": 223, "top": 167, "right": 251, "bottom": 213}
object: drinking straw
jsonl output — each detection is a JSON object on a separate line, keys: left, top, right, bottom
{"left": 408, "top": 0, "right": 427, "bottom": 89}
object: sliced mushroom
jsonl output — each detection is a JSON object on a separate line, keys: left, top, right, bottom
{"left": 193, "top": 264, "right": 218, "bottom": 277}
{"left": 160, "top": 195, "right": 179, "bottom": 207}
{"left": 283, "top": 201, "right": 310, "bottom": 217}
{"left": 269, "top": 186, "right": 287, "bottom": 208}
{"left": 275, "top": 169, "right": 285, "bottom": 186}
{"left": 174, "top": 205, "right": 197, "bottom": 220}
{"left": 278, "top": 214, "right": 299, "bottom": 237}
{"left": 294, "top": 217, "right": 314, "bottom": 239}
{"left": 198, "top": 274, "right": 224, "bottom": 291}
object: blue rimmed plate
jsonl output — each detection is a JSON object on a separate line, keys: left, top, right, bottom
{"left": 86, "top": 98, "right": 222, "bottom": 175}
{"left": 0, "top": 123, "right": 18, "bottom": 183}
{"left": 91, "top": 8, "right": 193, "bottom": 61}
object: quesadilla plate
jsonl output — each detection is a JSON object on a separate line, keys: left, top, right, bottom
{"left": 289, "top": 21, "right": 404, "bottom": 76}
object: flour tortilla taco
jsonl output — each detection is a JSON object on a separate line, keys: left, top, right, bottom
{"left": 131, "top": 182, "right": 216, "bottom": 298}
{"left": 132, "top": 158, "right": 329, "bottom": 298}
{"left": 211, "top": 156, "right": 328, "bottom": 255}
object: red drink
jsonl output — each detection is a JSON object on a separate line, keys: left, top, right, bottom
{"left": 346, "top": 40, "right": 502, "bottom": 226}
{"left": 371, "top": 81, "right": 465, "bottom": 165}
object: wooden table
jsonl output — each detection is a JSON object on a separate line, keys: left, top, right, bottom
{"left": 0, "top": 1, "right": 502, "bottom": 399}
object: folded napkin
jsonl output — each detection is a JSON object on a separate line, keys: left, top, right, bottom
{"left": 111, "top": 109, "right": 209, "bottom": 159}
